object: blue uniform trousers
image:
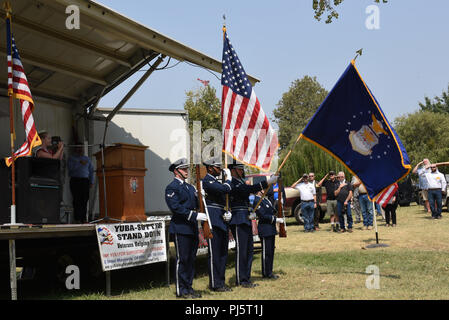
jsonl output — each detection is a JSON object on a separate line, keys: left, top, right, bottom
{"left": 261, "top": 235, "right": 275, "bottom": 277}
{"left": 230, "top": 223, "right": 253, "bottom": 285}
{"left": 207, "top": 227, "right": 229, "bottom": 289}
{"left": 173, "top": 233, "right": 198, "bottom": 297}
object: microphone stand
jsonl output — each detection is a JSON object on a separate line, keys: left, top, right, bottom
{"left": 89, "top": 142, "right": 122, "bottom": 224}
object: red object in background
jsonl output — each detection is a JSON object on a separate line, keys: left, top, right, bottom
{"left": 197, "top": 78, "right": 210, "bottom": 86}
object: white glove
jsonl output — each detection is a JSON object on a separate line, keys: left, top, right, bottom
{"left": 276, "top": 218, "right": 285, "bottom": 224}
{"left": 248, "top": 212, "right": 257, "bottom": 220}
{"left": 196, "top": 212, "right": 207, "bottom": 221}
{"left": 223, "top": 211, "right": 232, "bottom": 222}
{"left": 222, "top": 168, "right": 231, "bottom": 180}
{"left": 267, "top": 174, "right": 279, "bottom": 185}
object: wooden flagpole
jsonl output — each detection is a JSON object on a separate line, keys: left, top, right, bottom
{"left": 251, "top": 134, "right": 303, "bottom": 214}
{"left": 222, "top": 16, "right": 230, "bottom": 212}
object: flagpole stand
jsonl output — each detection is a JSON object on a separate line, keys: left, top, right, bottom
{"left": 366, "top": 201, "right": 389, "bottom": 249}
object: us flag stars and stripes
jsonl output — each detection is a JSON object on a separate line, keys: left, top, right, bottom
{"left": 221, "top": 32, "right": 278, "bottom": 171}
{"left": 5, "top": 17, "right": 41, "bottom": 166}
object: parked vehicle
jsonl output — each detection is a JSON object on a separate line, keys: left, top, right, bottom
{"left": 246, "top": 173, "right": 327, "bottom": 224}
{"left": 442, "top": 174, "right": 449, "bottom": 210}
{"left": 397, "top": 176, "right": 414, "bottom": 207}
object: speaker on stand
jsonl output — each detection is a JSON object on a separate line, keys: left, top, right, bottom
{"left": 0, "top": 157, "right": 61, "bottom": 225}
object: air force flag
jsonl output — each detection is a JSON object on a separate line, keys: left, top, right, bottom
{"left": 301, "top": 61, "right": 411, "bottom": 199}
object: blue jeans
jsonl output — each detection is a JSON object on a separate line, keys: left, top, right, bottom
{"left": 301, "top": 201, "right": 315, "bottom": 231}
{"left": 428, "top": 189, "right": 442, "bottom": 218}
{"left": 337, "top": 201, "right": 353, "bottom": 230}
{"left": 358, "top": 194, "right": 373, "bottom": 226}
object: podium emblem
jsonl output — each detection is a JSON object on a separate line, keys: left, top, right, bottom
{"left": 129, "top": 177, "right": 138, "bottom": 193}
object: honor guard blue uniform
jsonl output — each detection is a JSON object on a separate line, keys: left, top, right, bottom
{"left": 228, "top": 162, "right": 272, "bottom": 288}
{"left": 165, "top": 158, "right": 204, "bottom": 299}
{"left": 201, "top": 160, "right": 233, "bottom": 292}
{"left": 253, "top": 195, "right": 280, "bottom": 279}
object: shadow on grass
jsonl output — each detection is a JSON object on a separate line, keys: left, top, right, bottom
{"left": 0, "top": 247, "right": 243, "bottom": 300}
{"left": 316, "top": 271, "right": 401, "bottom": 279}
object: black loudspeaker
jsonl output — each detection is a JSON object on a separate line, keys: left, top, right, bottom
{"left": 0, "top": 157, "right": 61, "bottom": 224}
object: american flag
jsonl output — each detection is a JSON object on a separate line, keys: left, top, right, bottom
{"left": 376, "top": 183, "right": 398, "bottom": 208}
{"left": 5, "top": 17, "right": 41, "bottom": 166}
{"left": 221, "top": 32, "right": 278, "bottom": 171}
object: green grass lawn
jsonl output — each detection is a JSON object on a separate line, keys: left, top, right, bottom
{"left": 5, "top": 203, "right": 449, "bottom": 300}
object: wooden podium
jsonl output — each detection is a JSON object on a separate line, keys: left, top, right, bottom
{"left": 95, "top": 143, "right": 148, "bottom": 222}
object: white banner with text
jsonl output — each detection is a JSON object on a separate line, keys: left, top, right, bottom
{"left": 95, "top": 222, "right": 167, "bottom": 271}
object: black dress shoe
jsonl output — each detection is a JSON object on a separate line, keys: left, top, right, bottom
{"left": 190, "top": 290, "right": 202, "bottom": 298}
{"left": 213, "top": 286, "right": 231, "bottom": 292}
{"left": 176, "top": 293, "right": 191, "bottom": 299}
{"left": 265, "top": 274, "right": 279, "bottom": 279}
{"left": 241, "top": 282, "right": 258, "bottom": 288}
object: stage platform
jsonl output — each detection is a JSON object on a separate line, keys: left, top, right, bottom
{"left": 0, "top": 224, "right": 97, "bottom": 240}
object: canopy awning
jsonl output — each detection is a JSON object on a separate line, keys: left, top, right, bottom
{"left": 0, "top": 0, "right": 260, "bottom": 113}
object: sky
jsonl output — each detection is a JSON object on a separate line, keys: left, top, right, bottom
{"left": 98, "top": 0, "right": 449, "bottom": 127}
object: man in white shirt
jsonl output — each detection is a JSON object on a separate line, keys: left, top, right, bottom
{"left": 294, "top": 174, "right": 317, "bottom": 232}
{"left": 413, "top": 158, "right": 431, "bottom": 213}
{"left": 425, "top": 164, "right": 447, "bottom": 219}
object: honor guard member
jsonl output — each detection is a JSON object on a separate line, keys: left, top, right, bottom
{"left": 253, "top": 191, "right": 284, "bottom": 280}
{"left": 202, "top": 159, "right": 233, "bottom": 292}
{"left": 165, "top": 158, "right": 207, "bottom": 299}
{"left": 228, "top": 161, "right": 278, "bottom": 288}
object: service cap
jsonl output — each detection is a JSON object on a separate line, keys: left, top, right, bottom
{"left": 169, "top": 158, "right": 190, "bottom": 172}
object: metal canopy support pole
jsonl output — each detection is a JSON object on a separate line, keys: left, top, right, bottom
{"left": 92, "top": 54, "right": 166, "bottom": 294}
{"left": 90, "top": 54, "right": 166, "bottom": 226}
{"left": 165, "top": 223, "right": 170, "bottom": 287}
{"left": 9, "top": 239, "right": 17, "bottom": 300}
{"left": 106, "top": 54, "right": 166, "bottom": 123}
{"left": 105, "top": 270, "right": 111, "bottom": 296}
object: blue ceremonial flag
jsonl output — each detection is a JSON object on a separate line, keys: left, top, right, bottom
{"left": 300, "top": 61, "right": 411, "bottom": 200}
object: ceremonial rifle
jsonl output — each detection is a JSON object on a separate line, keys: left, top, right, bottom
{"left": 277, "top": 174, "right": 287, "bottom": 238}
{"left": 195, "top": 165, "right": 213, "bottom": 239}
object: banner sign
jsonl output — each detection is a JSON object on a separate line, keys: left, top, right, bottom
{"left": 95, "top": 222, "right": 167, "bottom": 271}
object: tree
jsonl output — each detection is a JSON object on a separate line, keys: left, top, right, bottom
{"left": 272, "top": 75, "right": 351, "bottom": 183}
{"left": 418, "top": 84, "right": 449, "bottom": 114}
{"left": 272, "top": 75, "right": 328, "bottom": 150}
{"left": 393, "top": 111, "right": 449, "bottom": 172}
{"left": 313, "top": 0, "right": 388, "bottom": 24}
{"left": 183, "top": 85, "right": 222, "bottom": 170}
{"left": 183, "top": 85, "right": 221, "bottom": 132}
{"left": 280, "top": 141, "right": 350, "bottom": 186}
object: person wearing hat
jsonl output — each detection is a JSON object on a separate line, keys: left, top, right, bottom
{"left": 165, "top": 158, "right": 207, "bottom": 298}
{"left": 316, "top": 171, "right": 341, "bottom": 232}
{"left": 253, "top": 190, "right": 283, "bottom": 280}
{"left": 202, "top": 159, "right": 233, "bottom": 292}
{"left": 293, "top": 174, "right": 317, "bottom": 232}
{"left": 227, "top": 160, "right": 278, "bottom": 288}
